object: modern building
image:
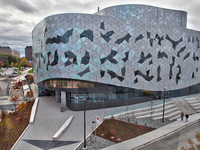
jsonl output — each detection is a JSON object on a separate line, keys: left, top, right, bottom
{"left": 32, "top": 4, "right": 200, "bottom": 110}
{"left": 12, "top": 50, "right": 20, "bottom": 58}
{"left": 25, "top": 46, "right": 32, "bottom": 61}
{"left": 0, "top": 46, "right": 11, "bottom": 54}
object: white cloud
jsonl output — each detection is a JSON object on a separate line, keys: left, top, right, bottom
{"left": 0, "top": 0, "right": 199, "bottom": 57}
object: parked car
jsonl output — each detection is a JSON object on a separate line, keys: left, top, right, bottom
{"left": 12, "top": 72, "right": 18, "bottom": 74}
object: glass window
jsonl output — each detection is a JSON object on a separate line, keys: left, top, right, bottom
{"left": 57, "top": 80, "right": 62, "bottom": 88}
{"left": 45, "top": 80, "right": 50, "bottom": 86}
{"left": 50, "top": 80, "right": 53, "bottom": 87}
{"left": 62, "top": 80, "right": 67, "bottom": 88}
{"left": 67, "top": 80, "right": 73, "bottom": 88}
{"left": 53, "top": 80, "right": 57, "bottom": 87}
{"left": 72, "top": 81, "right": 78, "bottom": 88}
{"left": 77, "top": 81, "right": 83, "bottom": 88}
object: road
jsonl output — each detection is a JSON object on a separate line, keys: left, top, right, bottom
{"left": 138, "top": 122, "right": 200, "bottom": 150}
{"left": 2, "top": 67, "right": 14, "bottom": 76}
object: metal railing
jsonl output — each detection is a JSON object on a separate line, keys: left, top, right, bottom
{"left": 105, "top": 93, "right": 200, "bottom": 118}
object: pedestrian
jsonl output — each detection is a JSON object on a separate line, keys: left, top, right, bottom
{"left": 185, "top": 114, "right": 189, "bottom": 122}
{"left": 181, "top": 112, "right": 184, "bottom": 121}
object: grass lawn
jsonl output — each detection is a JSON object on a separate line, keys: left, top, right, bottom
{"left": 28, "top": 69, "right": 33, "bottom": 73}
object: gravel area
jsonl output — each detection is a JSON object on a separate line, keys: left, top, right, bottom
{"left": 75, "top": 113, "right": 176, "bottom": 150}
{"left": 75, "top": 134, "right": 115, "bottom": 150}
{"left": 115, "top": 114, "right": 176, "bottom": 129}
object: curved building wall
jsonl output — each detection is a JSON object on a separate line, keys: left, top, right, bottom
{"left": 32, "top": 4, "right": 200, "bottom": 92}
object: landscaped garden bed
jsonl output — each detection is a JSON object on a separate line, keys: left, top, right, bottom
{"left": 0, "top": 101, "right": 34, "bottom": 150}
{"left": 93, "top": 118, "right": 156, "bottom": 143}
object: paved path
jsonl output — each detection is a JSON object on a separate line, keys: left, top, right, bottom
{"left": 14, "top": 96, "right": 106, "bottom": 150}
{"left": 12, "top": 93, "right": 200, "bottom": 150}
{"left": 0, "top": 79, "right": 13, "bottom": 110}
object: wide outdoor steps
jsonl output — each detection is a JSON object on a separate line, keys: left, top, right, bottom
{"left": 132, "top": 102, "right": 181, "bottom": 121}
{"left": 185, "top": 97, "right": 200, "bottom": 113}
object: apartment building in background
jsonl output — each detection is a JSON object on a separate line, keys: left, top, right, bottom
{"left": 12, "top": 50, "right": 20, "bottom": 58}
{"left": 0, "top": 46, "right": 11, "bottom": 54}
{"left": 25, "top": 46, "right": 32, "bottom": 61}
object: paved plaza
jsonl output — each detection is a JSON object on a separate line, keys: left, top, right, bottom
{"left": 12, "top": 94, "right": 200, "bottom": 150}
{"left": 14, "top": 96, "right": 106, "bottom": 150}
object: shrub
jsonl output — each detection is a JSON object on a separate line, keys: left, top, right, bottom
{"left": 16, "top": 117, "right": 22, "bottom": 121}
{"left": 1, "top": 108, "right": 6, "bottom": 119}
{"left": 10, "top": 96, "right": 20, "bottom": 111}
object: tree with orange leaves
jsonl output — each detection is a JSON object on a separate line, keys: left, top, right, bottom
{"left": 26, "top": 90, "right": 33, "bottom": 104}
{"left": 0, "top": 61, "right": 4, "bottom": 68}
{"left": 10, "top": 96, "right": 20, "bottom": 111}
{"left": 27, "top": 62, "right": 32, "bottom": 67}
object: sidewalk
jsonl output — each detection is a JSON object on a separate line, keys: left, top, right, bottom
{"left": 102, "top": 113, "right": 200, "bottom": 150}
{"left": 13, "top": 96, "right": 106, "bottom": 150}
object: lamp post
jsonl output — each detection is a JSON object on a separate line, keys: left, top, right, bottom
{"left": 83, "top": 97, "right": 86, "bottom": 149}
{"left": 162, "top": 88, "right": 166, "bottom": 123}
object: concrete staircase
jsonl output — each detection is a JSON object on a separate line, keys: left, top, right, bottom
{"left": 131, "top": 102, "right": 181, "bottom": 121}
{"left": 172, "top": 98, "right": 196, "bottom": 115}
{"left": 184, "top": 97, "right": 200, "bottom": 113}
{"left": 111, "top": 95, "right": 200, "bottom": 122}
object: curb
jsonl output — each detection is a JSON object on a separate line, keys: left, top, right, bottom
{"left": 29, "top": 98, "right": 39, "bottom": 124}
{"left": 134, "top": 119, "right": 200, "bottom": 150}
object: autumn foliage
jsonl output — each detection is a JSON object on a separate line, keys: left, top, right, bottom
{"left": 0, "top": 61, "right": 4, "bottom": 68}
{"left": 9, "top": 96, "right": 20, "bottom": 111}
{"left": 28, "top": 75, "right": 34, "bottom": 81}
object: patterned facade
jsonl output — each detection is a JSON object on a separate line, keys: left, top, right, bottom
{"left": 33, "top": 4, "right": 200, "bottom": 93}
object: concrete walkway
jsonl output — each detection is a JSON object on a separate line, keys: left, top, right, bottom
{"left": 14, "top": 96, "right": 106, "bottom": 150}
{"left": 102, "top": 113, "right": 200, "bottom": 150}
{"left": 12, "top": 94, "right": 200, "bottom": 150}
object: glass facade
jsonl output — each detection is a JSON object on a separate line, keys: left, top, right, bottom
{"left": 39, "top": 79, "right": 200, "bottom": 105}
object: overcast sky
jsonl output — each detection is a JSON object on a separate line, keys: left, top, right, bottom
{"left": 0, "top": 0, "right": 199, "bottom": 57}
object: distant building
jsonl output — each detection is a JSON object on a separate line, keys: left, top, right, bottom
{"left": 12, "top": 50, "right": 20, "bottom": 58}
{"left": 0, "top": 46, "right": 11, "bottom": 54}
{"left": 25, "top": 46, "right": 32, "bottom": 61}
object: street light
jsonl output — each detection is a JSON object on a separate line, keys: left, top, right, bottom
{"left": 79, "top": 95, "right": 87, "bottom": 149}
{"left": 162, "top": 88, "right": 166, "bottom": 123}
{"left": 83, "top": 97, "right": 87, "bottom": 149}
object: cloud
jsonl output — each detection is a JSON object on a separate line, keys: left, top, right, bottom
{"left": 0, "top": 41, "right": 10, "bottom": 45}
{"left": 0, "top": 0, "right": 199, "bottom": 59}
{"left": 0, "top": 0, "right": 38, "bottom": 13}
